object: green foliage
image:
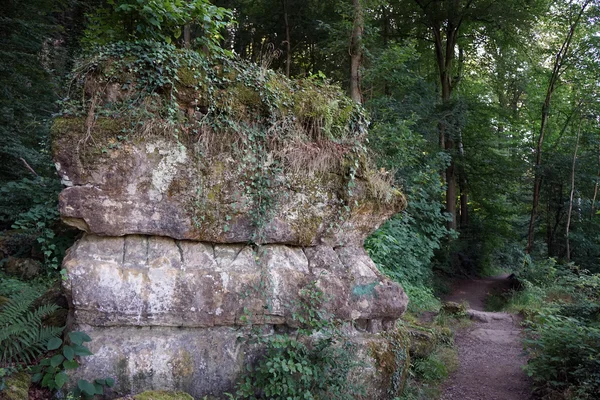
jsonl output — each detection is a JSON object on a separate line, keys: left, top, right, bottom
{"left": 501, "top": 258, "right": 600, "bottom": 399}
{"left": 230, "top": 282, "right": 364, "bottom": 400}
{"left": 524, "top": 314, "right": 600, "bottom": 399}
{"left": 0, "top": 0, "right": 67, "bottom": 184}
{"left": 83, "top": 0, "right": 233, "bottom": 52}
{"left": 365, "top": 159, "right": 453, "bottom": 312}
{"left": 0, "top": 288, "right": 63, "bottom": 367}
{"left": 363, "top": 42, "right": 453, "bottom": 312}
{"left": 0, "top": 271, "right": 49, "bottom": 298}
{"left": 0, "top": 177, "right": 75, "bottom": 272}
{"left": 31, "top": 331, "right": 115, "bottom": 398}
{"left": 391, "top": 315, "right": 457, "bottom": 400}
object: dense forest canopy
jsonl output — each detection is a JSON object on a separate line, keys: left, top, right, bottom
{"left": 1, "top": 0, "right": 600, "bottom": 398}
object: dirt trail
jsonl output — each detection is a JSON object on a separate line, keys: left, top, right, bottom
{"left": 441, "top": 275, "right": 532, "bottom": 400}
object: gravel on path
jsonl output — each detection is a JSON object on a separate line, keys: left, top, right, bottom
{"left": 440, "top": 276, "right": 532, "bottom": 400}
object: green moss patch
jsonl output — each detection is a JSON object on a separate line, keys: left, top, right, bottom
{"left": 117, "top": 391, "right": 193, "bottom": 400}
{"left": 0, "top": 372, "right": 31, "bottom": 400}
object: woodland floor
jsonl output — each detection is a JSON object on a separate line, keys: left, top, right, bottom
{"left": 440, "top": 275, "right": 532, "bottom": 400}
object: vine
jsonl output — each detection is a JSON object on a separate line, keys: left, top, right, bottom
{"left": 56, "top": 40, "right": 394, "bottom": 244}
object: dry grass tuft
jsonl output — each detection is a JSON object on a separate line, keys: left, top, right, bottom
{"left": 280, "top": 140, "right": 350, "bottom": 176}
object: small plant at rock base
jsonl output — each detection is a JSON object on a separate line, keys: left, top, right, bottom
{"left": 229, "top": 281, "right": 364, "bottom": 400}
{"left": 30, "top": 331, "right": 115, "bottom": 398}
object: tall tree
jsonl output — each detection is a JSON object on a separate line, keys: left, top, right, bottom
{"left": 350, "top": 0, "right": 364, "bottom": 103}
{"left": 388, "top": 0, "right": 542, "bottom": 231}
{"left": 526, "top": 0, "right": 592, "bottom": 253}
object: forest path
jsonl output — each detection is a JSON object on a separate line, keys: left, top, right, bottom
{"left": 440, "top": 275, "right": 532, "bottom": 400}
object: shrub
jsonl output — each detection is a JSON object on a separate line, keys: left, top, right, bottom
{"left": 366, "top": 211, "right": 449, "bottom": 312}
{"left": 524, "top": 314, "right": 600, "bottom": 399}
{"left": 230, "top": 282, "right": 363, "bottom": 400}
{"left": 508, "top": 259, "right": 600, "bottom": 399}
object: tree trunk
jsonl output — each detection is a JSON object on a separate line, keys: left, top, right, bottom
{"left": 432, "top": 23, "right": 458, "bottom": 230}
{"left": 526, "top": 0, "right": 590, "bottom": 254}
{"left": 350, "top": 0, "right": 363, "bottom": 104}
{"left": 282, "top": 0, "right": 291, "bottom": 77}
{"left": 184, "top": 24, "right": 191, "bottom": 49}
{"left": 457, "top": 46, "right": 468, "bottom": 228}
{"left": 591, "top": 143, "right": 600, "bottom": 218}
{"left": 566, "top": 118, "right": 582, "bottom": 262}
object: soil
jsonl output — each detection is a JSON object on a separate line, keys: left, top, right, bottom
{"left": 440, "top": 275, "right": 532, "bottom": 400}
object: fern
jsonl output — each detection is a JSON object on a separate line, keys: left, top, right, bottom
{"left": 0, "top": 287, "right": 64, "bottom": 367}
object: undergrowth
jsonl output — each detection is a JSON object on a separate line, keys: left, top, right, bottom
{"left": 228, "top": 281, "right": 364, "bottom": 400}
{"left": 0, "top": 287, "right": 63, "bottom": 367}
{"left": 498, "top": 257, "right": 600, "bottom": 399}
{"left": 394, "top": 313, "right": 459, "bottom": 400}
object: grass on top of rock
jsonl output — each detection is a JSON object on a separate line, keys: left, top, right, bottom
{"left": 56, "top": 40, "right": 373, "bottom": 181}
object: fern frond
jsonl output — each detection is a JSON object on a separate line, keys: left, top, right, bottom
{"left": 0, "top": 287, "right": 65, "bottom": 366}
{"left": 0, "top": 288, "right": 37, "bottom": 326}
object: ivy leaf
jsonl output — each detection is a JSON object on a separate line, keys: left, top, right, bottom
{"left": 69, "top": 331, "right": 92, "bottom": 346}
{"left": 64, "top": 360, "right": 79, "bottom": 370}
{"left": 47, "top": 337, "right": 63, "bottom": 351}
{"left": 55, "top": 372, "right": 69, "bottom": 389}
{"left": 105, "top": 377, "right": 116, "bottom": 387}
{"left": 73, "top": 344, "right": 94, "bottom": 356}
{"left": 51, "top": 354, "right": 65, "bottom": 367}
{"left": 78, "top": 379, "right": 97, "bottom": 396}
{"left": 94, "top": 383, "right": 105, "bottom": 395}
{"left": 63, "top": 345, "right": 75, "bottom": 361}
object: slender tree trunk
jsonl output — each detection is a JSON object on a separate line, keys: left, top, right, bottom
{"left": 282, "top": 0, "right": 291, "bottom": 77}
{"left": 566, "top": 118, "right": 582, "bottom": 262}
{"left": 526, "top": 0, "right": 590, "bottom": 254}
{"left": 456, "top": 46, "right": 468, "bottom": 228}
{"left": 184, "top": 24, "right": 191, "bottom": 49}
{"left": 591, "top": 143, "right": 600, "bottom": 218}
{"left": 350, "top": 0, "right": 363, "bottom": 104}
{"left": 413, "top": 0, "right": 473, "bottom": 232}
{"left": 432, "top": 23, "right": 458, "bottom": 230}
{"left": 382, "top": 6, "right": 391, "bottom": 96}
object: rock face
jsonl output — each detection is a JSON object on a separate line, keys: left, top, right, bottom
{"left": 55, "top": 45, "right": 409, "bottom": 398}
{"left": 64, "top": 235, "right": 406, "bottom": 328}
{"left": 54, "top": 133, "right": 402, "bottom": 246}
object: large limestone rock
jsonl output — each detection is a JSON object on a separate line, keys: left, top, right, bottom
{"left": 63, "top": 234, "right": 406, "bottom": 328}
{"left": 54, "top": 133, "right": 403, "bottom": 246}
{"left": 54, "top": 45, "right": 409, "bottom": 398}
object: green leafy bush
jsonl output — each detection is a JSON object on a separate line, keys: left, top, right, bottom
{"left": 31, "top": 331, "right": 115, "bottom": 398}
{"left": 524, "top": 314, "right": 600, "bottom": 399}
{"left": 83, "top": 0, "right": 233, "bottom": 52}
{"left": 366, "top": 200, "right": 451, "bottom": 312}
{"left": 364, "top": 72, "right": 453, "bottom": 311}
{"left": 506, "top": 259, "right": 600, "bottom": 399}
{"left": 230, "top": 282, "right": 363, "bottom": 400}
{"left": 0, "top": 177, "right": 76, "bottom": 272}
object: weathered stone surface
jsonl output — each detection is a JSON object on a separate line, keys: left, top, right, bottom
{"left": 73, "top": 323, "right": 403, "bottom": 400}
{"left": 54, "top": 135, "right": 404, "bottom": 246}
{"left": 63, "top": 234, "right": 408, "bottom": 328}
{"left": 72, "top": 324, "right": 254, "bottom": 399}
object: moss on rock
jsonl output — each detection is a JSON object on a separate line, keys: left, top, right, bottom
{"left": 117, "top": 391, "right": 193, "bottom": 400}
{"left": 0, "top": 372, "right": 30, "bottom": 400}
